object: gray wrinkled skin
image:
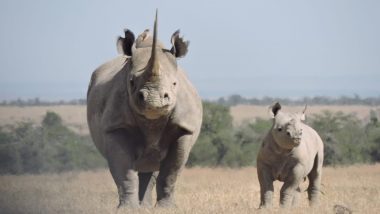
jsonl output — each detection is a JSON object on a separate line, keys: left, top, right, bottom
{"left": 257, "top": 102, "right": 324, "bottom": 208}
{"left": 87, "top": 13, "right": 202, "bottom": 208}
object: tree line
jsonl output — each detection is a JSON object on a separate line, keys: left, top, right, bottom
{"left": 0, "top": 102, "right": 379, "bottom": 174}
{"left": 215, "top": 94, "right": 380, "bottom": 106}
{"left": 2, "top": 94, "right": 380, "bottom": 106}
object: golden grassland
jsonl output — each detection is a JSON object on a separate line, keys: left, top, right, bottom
{"left": 1, "top": 105, "right": 379, "bottom": 134}
{"left": 0, "top": 165, "right": 379, "bottom": 213}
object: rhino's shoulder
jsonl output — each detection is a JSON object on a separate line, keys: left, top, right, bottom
{"left": 257, "top": 132, "right": 278, "bottom": 163}
{"left": 169, "top": 68, "right": 202, "bottom": 134}
{"left": 301, "top": 123, "right": 323, "bottom": 146}
{"left": 87, "top": 55, "right": 135, "bottom": 131}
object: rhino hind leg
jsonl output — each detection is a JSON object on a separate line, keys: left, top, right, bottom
{"left": 105, "top": 130, "right": 139, "bottom": 208}
{"left": 307, "top": 153, "right": 322, "bottom": 206}
{"left": 138, "top": 171, "right": 158, "bottom": 207}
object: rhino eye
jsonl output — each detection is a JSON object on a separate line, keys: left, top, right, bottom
{"left": 173, "top": 82, "right": 177, "bottom": 87}
{"left": 277, "top": 127, "right": 282, "bottom": 132}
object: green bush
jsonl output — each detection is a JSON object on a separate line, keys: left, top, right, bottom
{"left": 188, "top": 103, "right": 380, "bottom": 167}
{"left": 0, "top": 112, "right": 106, "bottom": 174}
{"left": 188, "top": 102, "right": 235, "bottom": 166}
{"left": 188, "top": 102, "right": 270, "bottom": 167}
{"left": 310, "top": 111, "right": 371, "bottom": 165}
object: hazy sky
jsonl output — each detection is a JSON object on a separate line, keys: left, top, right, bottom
{"left": 0, "top": 0, "right": 379, "bottom": 100}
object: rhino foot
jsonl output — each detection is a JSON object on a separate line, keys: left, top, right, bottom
{"left": 156, "top": 198, "right": 177, "bottom": 208}
{"left": 117, "top": 200, "right": 140, "bottom": 209}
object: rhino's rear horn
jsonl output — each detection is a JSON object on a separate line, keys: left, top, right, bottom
{"left": 116, "top": 29, "right": 135, "bottom": 56}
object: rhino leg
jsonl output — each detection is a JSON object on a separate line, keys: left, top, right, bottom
{"left": 105, "top": 130, "right": 139, "bottom": 208}
{"left": 280, "top": 165, "right": 303, "bottom": 208}
{"left": 138, "top": 171, "right": 158, "bottom": 207}
{"left": 257, "top": 164, "right": 274, "bottom": 208}
{"left": 307, "top": 153, "right": 322, "bottom": 206}
{"left": 156, "top": 134, "right": 193, "bottom": 207}
{"left": 291, "top": 187, "right": 301, "bottom": 207}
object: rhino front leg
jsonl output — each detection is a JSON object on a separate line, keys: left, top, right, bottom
{"left": 139, "top": 171, "right": 158, "bottom": 207}
{"left": 105, "top": 130, "right": 139, "bottom": 208}
{"left": 156, "top": 135, "right": 193, "bottom": 207}
{"left": 257, "top": 165, "right": 274, "bottom": 208}
{"left": 280, "top": 165, "right": 304, "bottom": 208}
{"left": 291, "top": 187, "right": 301, "bottom": 207}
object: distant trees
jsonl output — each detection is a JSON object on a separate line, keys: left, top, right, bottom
{"left": 1, "top": 102, "right": 380, "bottom": 174}
{"left": 0, "top": 98, "right": 86, "bottom": 106}
{"left": 189, "top": 102, "right": 380, "bottom": 167}
{"left": 0, "top": 112, "right": 106, "bottom": 174}
{"left": 2, "top": 95, "right": 380, "bottom": 107}
{"left": 310, "top": 111, "right": 368, "bottom": 165}
{"left": 188, "top": 102, "right": 271, "bottom": 167}
{"left": 215, "top": 94, "right": 380, "bottom": 106}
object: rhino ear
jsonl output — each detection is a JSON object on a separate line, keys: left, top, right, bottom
{"left": 269, "top": 102, "right": 282, "bottom": 118}
{"left": 170, "top": 30, "right": 189, "bottom": 58}
{"left": 116, "top": 29, "right": 135, "bottom": 56}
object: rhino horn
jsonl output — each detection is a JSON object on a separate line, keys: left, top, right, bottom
{"left": 300, "top": 104, "right": 307, "bottom": 121}
{"left": 148, "top": 10, "right": 160, "bottom": 77}
{"left": 302, "top": 104, "right": 308, "bottom": 114}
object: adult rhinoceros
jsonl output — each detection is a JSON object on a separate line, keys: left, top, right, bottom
{"left": 87, "top": 12, "right": 202, "bottom": 208}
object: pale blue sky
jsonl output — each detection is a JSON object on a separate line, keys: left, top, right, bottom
{"left": 0, "top": 0, "right": 379, "bottom": 100}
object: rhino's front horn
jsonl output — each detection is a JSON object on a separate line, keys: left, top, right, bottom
{"left": 149, "top": 10, "right": 160, "bottom": 77}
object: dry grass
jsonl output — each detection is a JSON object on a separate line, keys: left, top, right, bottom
{"left": 1, "top": 165, "right": 379, "bottom": 213}
{"left": 0, "top": 105, "right": 88, "bottom": 135}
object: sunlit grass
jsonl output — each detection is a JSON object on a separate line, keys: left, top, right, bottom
{"left": 1, "top": 165, "right": 379, "bottom": 213}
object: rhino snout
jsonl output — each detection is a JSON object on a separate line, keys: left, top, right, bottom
{"left": 137, "top": 89, "right": 172, "bottom": 109}
{"left": 138, "top": 91, "right": 147, "bottom": 102}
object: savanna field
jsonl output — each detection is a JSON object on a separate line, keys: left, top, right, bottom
{"left": 1, "top": 104, "right": 380, "bottom": 213}
{"left": 1, "top": 165, "right": 380, "bottom": 213}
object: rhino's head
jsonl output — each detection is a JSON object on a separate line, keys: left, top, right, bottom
{"left": 117, "top": 11, "right": 189, "bottom": 119}
{"left": 269, "top": 102, "right": 307, "bottom": 149}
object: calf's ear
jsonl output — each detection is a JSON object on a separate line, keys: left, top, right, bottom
{"left": 117, "top": 29, "right": 135, "bottom": 56}
{"left": 269, "top": 102, "right": 281, "bottom": 118}
{"left": 170, "top": 30, "right": 189, "bottom": 58}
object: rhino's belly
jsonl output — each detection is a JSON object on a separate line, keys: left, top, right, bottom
{"left": 272, "top": 160, "right": 295, "bottom": 182}
{"left": 134, "top": 147, "right": 168, "bottom": 172}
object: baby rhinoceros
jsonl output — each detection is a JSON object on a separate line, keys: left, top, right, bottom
{"left": 257, "top": 102, "right": 324, "bottom": 208}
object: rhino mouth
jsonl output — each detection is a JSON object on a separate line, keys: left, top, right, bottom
{"left": 146, "top": 105, "right": 170, "bottom": 113}
{"left": 140, "top": 104, "right": 172, "bottom": 119}
{"left": 292, "top": 137, "right": 301, "bottom": 146}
